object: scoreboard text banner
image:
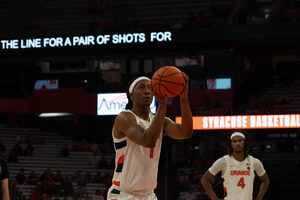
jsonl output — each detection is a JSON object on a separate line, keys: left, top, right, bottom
{"left": 175, "top": 114, "right": 300, "bottom": 130}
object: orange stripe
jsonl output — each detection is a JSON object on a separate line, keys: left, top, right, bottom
{"left": 150, "top": 148, "right": 154, "bottom": 158}
{"left": 117, "top": 154, "right": 124, "bottom": 164}
{"left": 113, "top": 181, "right": 120, "bottom": 187}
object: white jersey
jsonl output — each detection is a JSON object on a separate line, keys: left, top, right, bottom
{"left": 110, "top": 110, "right": 163, "bottom": 194}
{"left": 209, "top": 155, "right": 266, "bottom": 200}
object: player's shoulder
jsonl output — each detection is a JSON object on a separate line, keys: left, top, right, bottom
{"left": 214, "top": 155, "right": 227, "bottom": 164}
{"left": 114, "top": 110, "right": 136, "bottom": 124}
{"left": 248, "top": 155, "right": 259, "bottom": 161}
{"left": 222, "top": 155, "right": 230, "bottom": 161}
{"left": 247, "top": 155, "right": 263, "bottom": 165}
{"left": 163, "top": 116, "right": 174, "bottom": 124}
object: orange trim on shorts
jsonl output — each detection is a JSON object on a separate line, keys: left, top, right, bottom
{"left": 113, "top": 181, "right": 120, "bottom": 187}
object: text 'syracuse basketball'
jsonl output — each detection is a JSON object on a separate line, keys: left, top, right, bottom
{"left": 151, "top": 66, "right": 185, "bottom": 98}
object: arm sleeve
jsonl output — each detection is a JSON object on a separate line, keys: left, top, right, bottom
{"left": 253, "top": 158, "right": 266, "bottom": 177}
{"left": 208, "top": 157, "right": 226, "bottom": 176}
{"left": 0, "top": 159, "right": 9, "bottom": 180}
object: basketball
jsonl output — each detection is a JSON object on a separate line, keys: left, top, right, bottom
{"left": 151, "top": 66, "right": 185, "bottom": 98}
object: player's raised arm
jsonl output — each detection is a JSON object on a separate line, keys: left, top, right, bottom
{"left": 113, "top": 77, "right": 167, "bottom": 148}
{"left": 164, "top": 73, "right": 193, "bottom": 139}
{"left": 113, "top": 96, "right": 166, "bottom": 148}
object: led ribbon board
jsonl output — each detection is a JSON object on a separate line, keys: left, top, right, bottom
{"left": 175, "top": 114, "right": 300, "bottom": 130}
{"left": 0, "top": 31, "right": 172, "bottom": 50}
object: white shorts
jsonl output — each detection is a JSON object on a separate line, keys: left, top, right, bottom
{"left": 107, "top": 186, "right": 157, "bottom": 200}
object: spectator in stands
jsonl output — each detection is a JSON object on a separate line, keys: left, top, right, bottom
{"left": 99, "top": 142, "right": 108, "bottom": 155}
{"left": 28, "top": 170, "right": 38, "bottom": 185}
{"left": 97, "top": 156, "right": 108, "bottom": 169}
{"left": 42, "top": 193, "right": 51, "bottom": 200}
{"left": 190, "top": 168, "right": 201, "bottom": 185}
{"left": 16, "top": 168, "right": 26, "bottom": 184}
{"left": 24, "top": 141, "right": 35, "bottom": 156}
{"left": 39, "top": 168, "right": 54, "bottom": 182}
{"left": 14, "top": 141, "right": 24, "bottom": 156}
{"left": 171, "top": 20, "right": 184, "bottom": 29}
{"left": 93, "top": 172, "right": 104, "bottom": 183}
{"left": 185, "top": 187, "right": 197, "bottom": 200}
{"left": 30, "top": 186, "right": 43, "bottom": 200}
{"left": 280, "top": 94, "right": 289, "bottom": 105}
{"left": 79, "top": 139, "right": 89, "bottom": 152}
{"left": 54, "top": 170, "right": 64, "bottom": 183}
{"left": 90, "top": 151, "right": 100, "bottom": 168}
{"left": 107, "top": 157, "right": 115, "bottom": 169}
{"left": 72, "top": 170, "right": 84, "bottom": 182}
{"left": 177, "top": 170, "right": 190, "bottom": 192}
{"left": 40, "top": 177, "right": 55, "bottom": 196}
{"left": 72, "top": 142, "right": 81, "bottom": 152}
{"left": 93, "top": 189, "right": 105, "bottom": 200}
{"left": 60, "top": 142, "right": 70, "bottom": 158}
{"left": 16, "top": 134, "right": 24, "bottom": 145}
{"left": 265, "top": 144, "right": 273, "bottom": 153}
{"left": 75, "top": 179, "right": 88, "bottom": 200}
{"left": 0, "top": 158, "right": 10, "bottom": 200}
{"left": 105, "top": 172, "right": 112, "bottom": 190}
{"left": 89, "top": 139, "right": 98, "bottom": 153}
{"left": 0, "top": 149, "right": 6, "bottom": 160}
{"left": 53, "top": 182, "right": 63, "bottom": 197}
{"left": 62, "top": 175, "right": 75, "bottom": 198}
{"left": 84, "top": 171, "right": 92, "bottom": 183}
{"left": 7, "top": 149, "right": 18, "bottom": 163}
{"left": 0, "top": 140, "right": 6, "bottom": 153}
{"left": 14, "top": 187, "right": 25, "bottom": 200}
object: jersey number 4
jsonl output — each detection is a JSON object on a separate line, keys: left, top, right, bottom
{"left": 237, "top": 177, "right": 245, "bottom": 188}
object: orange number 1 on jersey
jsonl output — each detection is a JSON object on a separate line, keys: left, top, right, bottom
{"left": 237, "top": 177, "right": 245, "bottom": 188}
{"left": 150, "top": 148, "right": 154, "bottom": 158}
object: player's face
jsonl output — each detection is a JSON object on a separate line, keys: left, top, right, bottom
{"left": 231, "top": 136, "right": 245, "bottom": 153}
{"left": 131, "top": 80, "right": 153, "bottom": 106}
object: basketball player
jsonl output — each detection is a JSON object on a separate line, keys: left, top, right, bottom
{"left": 201, "top": 130, "right": 269, "bottom": 200}
{"left": 107, "top": 75, "right": 193, "bottom": 200}
{"left": 0, "top": 158, "right": 10, "bottom": 200}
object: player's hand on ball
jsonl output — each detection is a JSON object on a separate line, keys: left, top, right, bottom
{"left": 179, "top": 72, "right": 189, "bottom": 99}
{"left": 152, "top": 90, "right": 167, "bottom": 105}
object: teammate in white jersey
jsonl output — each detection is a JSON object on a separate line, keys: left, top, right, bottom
{"left": 201, "top": 130, "right": 269, "bottom": 200}
{"left": 107, "top": 75, "right": 193, "bottom": 200}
